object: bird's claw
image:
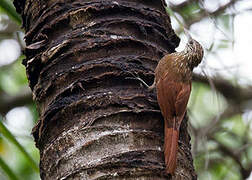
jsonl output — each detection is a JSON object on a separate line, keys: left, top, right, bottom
{"left": 125, "top": 71, "right": 151, "bottom": 89}
{"left": 125, "top": 71, "right": 139, "bottom": 79}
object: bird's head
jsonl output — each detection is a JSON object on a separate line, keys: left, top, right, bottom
{"left": 184, "top": 36, "right": 204, "bottom": 69}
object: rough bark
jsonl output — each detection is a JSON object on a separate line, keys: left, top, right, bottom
{"left": 14, "top": 0, "right": 196, "bottom": 179}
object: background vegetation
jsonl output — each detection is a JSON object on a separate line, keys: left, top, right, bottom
{"left": 0, "top": 0, "right": 251, "bottom": 179}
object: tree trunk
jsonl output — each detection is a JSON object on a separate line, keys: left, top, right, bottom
{"left": 14, "top": 0, "right": 196, "bottom": 179}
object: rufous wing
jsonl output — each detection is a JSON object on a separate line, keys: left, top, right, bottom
{"left": 156, "top": 73, "right": 191, "bottom": 174}
{"left": 175, "top": 83, "right": 191, "bottom": 126}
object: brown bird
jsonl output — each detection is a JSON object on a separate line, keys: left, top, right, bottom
{"left": 130, "top": 33, "right": 204, "bottom": 174}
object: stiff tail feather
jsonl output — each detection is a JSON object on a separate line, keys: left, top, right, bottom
{"left": 164, "top": 120, "right": 179, "bottom": 174}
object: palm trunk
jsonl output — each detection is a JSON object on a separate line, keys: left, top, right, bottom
{"left": 14, "top": 0, "right": 196, "bottom": 179}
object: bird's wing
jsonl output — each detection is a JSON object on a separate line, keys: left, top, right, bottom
{"left": 156, "top": 72, "right": 191, "bottom": 129}
{"left": 175, "top": 83, "right": 191, "bottom": 125}
{"left": 156, "top": 72, "right": 191, "bottom": 175}
{"left": 156, "top": 74, "right": 179, "bottom": 128}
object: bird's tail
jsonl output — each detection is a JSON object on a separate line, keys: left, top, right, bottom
{"left": 164, "top": 118, "right": 179, "bottom": 175}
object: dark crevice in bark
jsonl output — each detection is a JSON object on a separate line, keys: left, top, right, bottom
{"left": 14, "top": 0, "right": 196, "bottom": 179}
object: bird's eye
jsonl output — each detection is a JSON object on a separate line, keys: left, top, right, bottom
{"left": 189, "top": 41, "right": 193, "bottom": 45}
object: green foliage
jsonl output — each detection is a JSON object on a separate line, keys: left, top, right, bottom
{"left": 179, "top": 2, "right": 201, "bottom": 21}
{"left": 0, "top": 120, "right": 39, "bottom": 172}
{"left": 0, "top": 0, "right": 21, "bottom": 25}
{"left": 0, "top": 115, "right": 40, "bottom": 179}
{"left": 189, "top": 82, "right": 227, "bottom": 128}
{"left": 27, "top": 104, "right": 39, "bottom": 124}
{"left": 0, "top": 156, "right": 19, "bottom": 180}
{"left": 0, "top": 56, "right": 27, "bottom": 94}
{"left": 190, "top": 82, "right": 251, "bottom": 179}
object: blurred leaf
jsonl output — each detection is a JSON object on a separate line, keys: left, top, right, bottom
{"left": 215, "top": 131, "right": 243, "bottom": 149}
{"left": 207, "top": 41, "right": 215, "bottom": 51}
{"left": 196, "top": 151, "right": 241, "bottom": 180}
{"left": 12, "top": 144, "right": 40, "bottom": 180}
{"left": 221, "top": 115, "right": 246, "bottom": 137}
{"left": 0, "top": 55, "right": 27, "bottom": 94}
{"left": 0, "top": 136, "right": 5, "bottom": 155}
{"left": 218, "top": 14, "right": 231, "bottom": 30}
{"left": 0, "top": 0, "right": 21, "bottom": 25}
{"left": 247, "top": 146, "right": 252, "bottom": 162}
{"left": 216, "top": 14, "right": 234, "bottom": 40}
{"left": 217, "top": 40, "right": 229, "bottom": 49}
{"left": 0, "top": 120, "right": 39, "bottom": 173}
{"left": 10, "top": 55, "right": 27, "bottom": 85}
{"left": 0, "top": 156, "right": 18, "bottom": 180}
{"left": 27, "top": 104, "right": 39, "bottom": 124}
{"left": 179, "top": 2, "right": 201, "bottom": 20}
{"left": 211, "top": 161, "right": 228, "bottom": 179}
{"left": 189, "top": 82, "right": 227, "bottom": 128}
{"left": 209, "top": 158, "right": 240, "bottom": 180}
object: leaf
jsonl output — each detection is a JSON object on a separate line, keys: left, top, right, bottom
{"left": 0, "top": 120, "right": 39, "bottom": 173}
{"left": 179, "top": 2, "right": 201, "bottom": 20}
{"left": 0, "top": 0, "right": 21, "bottom": 25}
{"left": 0, "top": 156, "right": 19, "bottom": 180}
{"left": 218, "top": 14, "right": 231, "bottom": 30}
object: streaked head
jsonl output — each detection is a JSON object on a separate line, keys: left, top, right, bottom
{"left": 184, "top": 38, "right": 204, "bottom": 69}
